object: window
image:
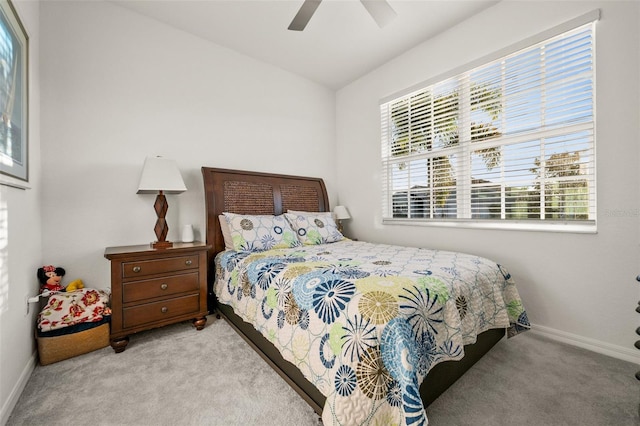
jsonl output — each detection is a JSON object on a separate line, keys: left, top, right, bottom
{"left": 380, "top": 14, "right": 598, "bottom": 231}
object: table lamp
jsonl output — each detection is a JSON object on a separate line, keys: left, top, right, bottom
{"left": 137, "top": 156, "right": 187, "bottom": 249}
{"left": 333, "top": 205, "right": 351, "bottom": 234}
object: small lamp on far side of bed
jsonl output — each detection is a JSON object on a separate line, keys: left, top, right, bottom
{"left": 333, "top": 205, "right": 351, "bottom": 234}
{"left": 137, "top": 156, "right": 187, "bottom": 249}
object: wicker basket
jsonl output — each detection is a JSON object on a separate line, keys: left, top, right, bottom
{"left": 37, "top": 322, "right": 110, "bottom": 365}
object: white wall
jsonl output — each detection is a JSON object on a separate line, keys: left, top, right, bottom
{"left": 39, "top": 1, "right": 336, "bottom": 287}
{"left": 0, "top": 1, "right": 41, "bottom": 423}
{"left": 336, "top": 0, "right": 640, "bottom": 360}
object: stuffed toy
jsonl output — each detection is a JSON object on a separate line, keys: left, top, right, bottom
{"left": 37, "top": 265, "right": 84, "bottom": 293}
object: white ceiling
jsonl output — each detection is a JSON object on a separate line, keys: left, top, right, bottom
{"left": 113, "top": 0, "right": 498, "bottom": 90}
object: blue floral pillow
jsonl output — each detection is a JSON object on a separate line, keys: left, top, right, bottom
{"left": 223, "top": 213, "right": 301, "bottom": 252}
{"left": 284, "top": 211, "right": 344, "bottom": 245}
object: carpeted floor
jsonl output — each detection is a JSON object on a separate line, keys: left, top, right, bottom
{"left": 427, "top": 328, "right": 639, "bottom": 425}
{"left": 7, "top": 316, "right": 639, "bottom": 425}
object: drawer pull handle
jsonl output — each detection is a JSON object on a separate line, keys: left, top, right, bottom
{"left": 160, "top": 283, "right": 168, "bottom": 290}
{"left": 161, "top": 307, "right": 168, "bottom": 313}
{"left": 185, "top": 260, "right": 193, "bottom": 266}
{"left": 132, "top": 266, "right": 141, "bottom": 273}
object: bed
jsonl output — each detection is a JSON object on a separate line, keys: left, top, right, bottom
{"left": 202, "top": 167, "right": 529, "bottom": 425}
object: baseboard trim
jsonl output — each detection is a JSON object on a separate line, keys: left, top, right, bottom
{"left": 0, "top": 351, "right": 37, "bottom": 426}
{"left": 530, "top": 323, "right": 640, "bottom": 364}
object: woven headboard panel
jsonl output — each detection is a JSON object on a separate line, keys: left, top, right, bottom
{"left": 202, "top": 167, "right": 330, "bottom": 260}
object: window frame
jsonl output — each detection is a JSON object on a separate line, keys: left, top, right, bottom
{"left": 380, "top": 10, "right": 600, "bottom": 234}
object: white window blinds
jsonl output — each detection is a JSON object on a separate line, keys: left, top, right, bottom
{"left": 381, "top": 15, "right": 597, "bottom": 230}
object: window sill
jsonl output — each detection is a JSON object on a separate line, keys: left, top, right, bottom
{"left": 382, "top": 218, "right": 597, "bottom": 234}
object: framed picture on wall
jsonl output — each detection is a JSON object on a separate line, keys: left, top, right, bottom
{"left": 0, "top": 0, "right": 28, "bottom": 182}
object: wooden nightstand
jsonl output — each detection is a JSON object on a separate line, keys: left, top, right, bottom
{"left": 104, "top": 242, "right": 211, "bottom": 353}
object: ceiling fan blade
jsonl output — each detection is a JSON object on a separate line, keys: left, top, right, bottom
{"left": 360, "top": 0, "right": 397, "bottom": 28}
{"left": 288, "top": 0, "right": 323, "bottom": 31}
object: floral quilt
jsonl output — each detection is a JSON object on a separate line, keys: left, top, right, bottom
{"left": 214, "top": 240, "right": 529, "bottom": 425}
{"left": 37, "top": 288, "right": 111, "bottom": 332}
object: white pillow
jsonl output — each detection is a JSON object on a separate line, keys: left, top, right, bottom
{"left": 286, "top": 210, "right": 325, "bottom": 214}
{"left": 284, "top": 211, "right": 344, "bottom": 245}
{"left": 223, "top": 212, "right": 301, "bottom": 252}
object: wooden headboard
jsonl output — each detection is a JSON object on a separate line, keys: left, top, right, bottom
{"left": 201, "top": 167, "right": 330, "bottom": 259}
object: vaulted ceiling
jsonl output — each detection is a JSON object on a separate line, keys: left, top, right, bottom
{"left": 114, "top": 0, "right": 498, "bottom": 90}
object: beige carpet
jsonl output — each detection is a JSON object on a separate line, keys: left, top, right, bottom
{"left": 428, "top": 328, "right": 638, "bottom": 425}
{"left": 8, "top": 317, "right": 319, "bottom": 425}
{"left": 7, "top": 315, "right": 639, "bottom": 425}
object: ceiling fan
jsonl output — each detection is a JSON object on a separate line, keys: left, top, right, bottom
{"left": 288, "top": 0, "right": 397, "bottom": 31}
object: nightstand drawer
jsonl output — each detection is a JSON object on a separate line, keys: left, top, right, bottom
{"left": 123, "top": 273, "right": 199, "bottom": 303}
{"left": 122, "top": 255, "right": 199, "bottom": 278}
{"left": 123, "top": 294, "right": 200, "bottom": 329}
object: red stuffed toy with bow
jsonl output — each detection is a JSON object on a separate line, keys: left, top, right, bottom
{"left": 37, "top": 266, "right": 84, "bottom": 293}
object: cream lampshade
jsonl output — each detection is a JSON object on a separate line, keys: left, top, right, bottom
{"left": 333, "top": 205, "right": 351, "bottom": 233}
{"left": 137, "top": 156, "right": 187, "bottom": 249}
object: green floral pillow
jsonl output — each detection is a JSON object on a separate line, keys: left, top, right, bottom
{"left": 223, "top": 213, "right": 301, "bottom": 252}
{"left": 284, "top": 211, "right": 344, "bottom": 245}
